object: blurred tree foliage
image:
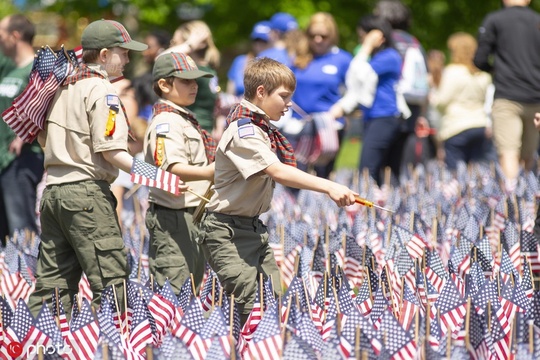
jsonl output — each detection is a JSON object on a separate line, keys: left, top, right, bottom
{"left": 10, "top": 0, "right": 512, "bottom": 50}
{"left": 6, "top": 0, "right": 537, "bottom": 80}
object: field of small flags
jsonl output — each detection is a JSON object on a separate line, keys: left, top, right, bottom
{"left": 2, "top": 160, "right": 540, "bottom": 359}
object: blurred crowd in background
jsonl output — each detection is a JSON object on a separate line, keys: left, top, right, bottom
{"left": 1, "top": 0, "right": 540, "bottom": 241}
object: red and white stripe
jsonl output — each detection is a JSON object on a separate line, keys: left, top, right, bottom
{"left": 406, "top": 235, "right": 426, "bottom": 259}
{"left": 280, "top": 244, "right": 302, "bottom": 287}
{"left": 439, "top": 304, "right": 466, "bottom": 335}
{"left": 310, "top": 302, "right": 324, "bottom": 334}
{"left": 398, "top": 299, "right": 419, "bottom": 331}
{"left": 391, "top": 339, "right": 417, "bottom": 360}
{"left": 344, "top": 256, "right": 364, "bottom": 289}
{"left": 129, "top": 318, "right": 152, "bottom": 355}
{"left": 0, "top": 327, "right": 24, "bottom": 360}
{"left": 509, "top": 242, "right": 521, "bottom": 274}
{"left": 269, "top": 242, "right": 284, "bottom": 267}
{"left": 244, "top": 334, "right": 282, "bottom": 360}
{"left": 64, "top": 321, "right": 100, "bottom": 360}
{"left": 457, "top": 255, "right": 471, "bottom": 279}
{"left": 147, "top": 293, "right": 176, "bottom": 345}
{"left": 78, "top": 273, "right": 92, "bottom": 302}
{"left": 25, "top": 325, "right": 53, "bottom": 359}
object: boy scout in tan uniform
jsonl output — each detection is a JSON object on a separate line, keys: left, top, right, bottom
{"left": 27, "top": 19, "right": 152, "bottom": 317}
{"left": 200, "top": 57, "right": 357, "bottom": 324}
{"left": 144, "top": 52, "right": 215, "bottom": 294}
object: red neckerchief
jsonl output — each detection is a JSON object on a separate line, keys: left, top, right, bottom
{"left": 152, "top": 102, "right": 216, "bottom": 163}
{"left": 226, "top": 103, "right": 296, "bottom": 167}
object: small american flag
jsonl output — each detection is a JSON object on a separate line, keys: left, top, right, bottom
{"left": 0, "top": 299, "right": 34, "bottom": 360}
{"left": 64, "top": 298, "right": 99, "bottom": 360}
{"left": 130, "top": 158, "right": 181, "bottom": 195}
{"left": 2, "top": 45, "right": 79, "bottom": 143}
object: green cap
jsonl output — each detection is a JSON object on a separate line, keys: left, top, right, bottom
{"left": 81, "top": 19, "right": 148, "bottom": 51}
{"left": 153, "top": 52, "right": 214, "bottom": 81}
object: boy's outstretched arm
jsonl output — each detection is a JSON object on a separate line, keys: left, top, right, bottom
{"left": 264, "top": 162, "right": 357, "bottom": 207}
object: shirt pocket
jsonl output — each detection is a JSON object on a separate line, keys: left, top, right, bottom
{"left": 184, "top": 127, "right": 207, "bottom": 166}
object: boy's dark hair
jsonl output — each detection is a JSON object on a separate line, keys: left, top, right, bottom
{"left": 358, "top": 15, "right": 395, "bottom": 51}
{"left": 7, "top": 14, "right": 35, "bottom": 44}
{"left": 133, "top": 72, "right": 159, "bottom": 106}
{"left": 152, "top": 77, "right": 174, "bottom": 98}
{"left": 243, "top": 57, "right": 296, "bottom": 100}
{"left": 81, "top": 49, "right": 101, "bottom": 64}
{"left": 373, "top": 0, "right": 411, "bottom": 31}
{"left": 149, "top": 29, "right": 171, "bottom": 48}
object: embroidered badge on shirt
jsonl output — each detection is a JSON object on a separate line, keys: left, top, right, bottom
{"left": 104, "top": 94, "right": 120, "bottom": 136}
{"left": 106, "top": 94, "right": 120, "bottom": 107}
{"left": 156, "top": 123, "right": 170, "bottom": 134}
{"left": 238, "top": 124, "right": 255, "bottom": 138}
{"left": 154, "top": 134, "right": 166, "bottom": 166}
{"left": 104, "top": 108, "right": 116, "bottom": 136}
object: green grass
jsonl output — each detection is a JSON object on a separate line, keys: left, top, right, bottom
{"left": 334, "top": 136, "right": 361, "bottom": 170}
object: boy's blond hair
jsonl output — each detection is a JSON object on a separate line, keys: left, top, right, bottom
{"left": 243, "top": 57, "right": 296, "bottom": 100}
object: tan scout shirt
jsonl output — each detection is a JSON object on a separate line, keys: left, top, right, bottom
{"left": 144, "top": 99, "right": 210, "bottom": 209}
{"left": 206, "top": 100, "right": 280, "bottom": 217}
{"left": 39, "top": 64, "right": 129, "bottom": 185}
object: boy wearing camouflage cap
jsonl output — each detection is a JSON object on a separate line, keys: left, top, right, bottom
{"left": 27, "top": 20, "right": 184, "bottom": 317}
{"left": 143, "top": 52, "right": 215, "bottom": 294}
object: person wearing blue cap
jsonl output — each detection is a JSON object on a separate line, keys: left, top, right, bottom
{"left": 226, "top": 20, "right": 272, "bottom": 97}
{"left": 258, "top": 12, "right": 298, "bottom": 67}
{"left": 270, "top": 12, "right": 299, "bottom": 33}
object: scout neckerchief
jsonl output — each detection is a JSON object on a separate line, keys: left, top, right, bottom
{"left": 152, "top": 102, "right": 216, "bottom": 163}
{"left": 63, "top": 64, "right": 134, "bottom": 139}
{"left": 226, "top": 103, "right": 297, "bottom": 167}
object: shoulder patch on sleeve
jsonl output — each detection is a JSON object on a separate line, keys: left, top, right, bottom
{"left": 237, "top": 118, "right": 252, "bottom": 126}
{"left": 238, "top": 124, "right": 255, "bottom": 138}
{"left": 156, "top": 123, "right": 170, "bottom": 134}
{"left": 106, "top": 94, "right": 119, "bottom": 107}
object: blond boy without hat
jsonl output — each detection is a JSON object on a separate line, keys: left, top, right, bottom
{"left": 200, "top": 57, "right": 358, "bottom": 325}
{"left": 144, "top": 52, "right": 215, "bottom": 294}
{"left": 28, "top": 19, "right": 187, "bottom": 317}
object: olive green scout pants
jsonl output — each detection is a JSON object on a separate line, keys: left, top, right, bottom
{"left": 28, "top": 180, "right": 128, "bottom": 319}
{"left": 200, "top": 212, "right": 282, "bottom": 319}
{"left": 145, "top": 204, "right": 205, "bottom": 294}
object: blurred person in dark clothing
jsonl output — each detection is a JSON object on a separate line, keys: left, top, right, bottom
{"left": 474, "top": 0, "right": 540, "bottom": 193}
{"left": 0, "top": 14, "right": 43, "bottom": 244}
{"left": 374, "top": 0, "right": 432, "bottom": 176}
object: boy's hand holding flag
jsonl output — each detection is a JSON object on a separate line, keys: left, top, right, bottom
{"left": 130, "top": 158, "right": 187, "bottom": 195}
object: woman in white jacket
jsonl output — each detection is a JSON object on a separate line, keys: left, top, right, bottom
{"left": 330, "top": 15, "right": 407, "bottom": 185}
{"left": 431, "top": 32, "right": 493, "bottom": 170}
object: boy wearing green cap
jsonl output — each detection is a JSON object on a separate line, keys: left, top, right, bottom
{"left": 27, "top": 19, "right": 185, "bottom": 317}
{"left": 143, "top": 52, "right": 215, "bottom": 294}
